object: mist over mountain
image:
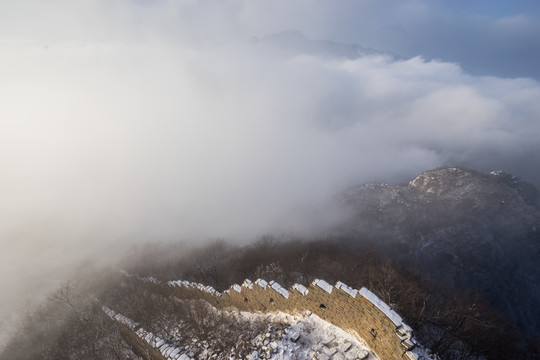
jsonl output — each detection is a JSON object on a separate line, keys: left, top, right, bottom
{"left": 338, "top": 167, "right": 540, "bottom": 334}
{"left": 250, "top": 30, "right": 398, "bottom": 60}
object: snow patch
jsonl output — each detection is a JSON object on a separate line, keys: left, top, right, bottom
{"left": 243, "top": 279, "right": 254, "bottom": 289}
{"left": 335, "top": 281, "right": 358, "bottom": 298}
{"left": 312, "top": 279, "right": 333, "bottom": 294}
{"left": 292, "top": 283, "right": 309, "bottom": 295}
{"left": 269, "top": 280, "right": 289, "bottom": 299}
{"left": 255, "top": 278, "right": 268, "bottom": 288}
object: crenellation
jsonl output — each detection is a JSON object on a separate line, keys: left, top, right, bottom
{"left": 242, "top": 279, "right": 253, "bottom": 289}
{"left": 255, "top": 278, "right": 268, "bottom": 288}
{"left": 292, "top": 283, "right": 308, "bottom": 295}
{"left": 128, "top": 273, "right": 422, "bottom": 360}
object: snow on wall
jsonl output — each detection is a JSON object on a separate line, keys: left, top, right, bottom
{"left": 124, "top": 273, "right": 420, "bottom": 360}
{"left": 255, "top": 278, "right": 268, "bottom": 288}
{"left": 242, "top": 279, "right": 253, "bottom": 289}
{"left": 292, "top": 283, "right": 308, "bottom": 295}
{"left": 359, "top": 287, "right": 403, "bottom": 327}
{"left": 269, "top": 280, "right": 290, "bottom": 299}
{"left": 103, "top": 305, "right": 188, "bottom": 360}
{"left": 102, "top": 305, "right": 140, "bottom": 330}
{"left": 312, "top": 279, "right": 333, "bottom": 294}
{"left": 335, "top": 281, "right": 358, "bottom": 298}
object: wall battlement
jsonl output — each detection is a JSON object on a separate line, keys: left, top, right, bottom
{"left": 127, "top": 273, "right": 421, "bottom": 360}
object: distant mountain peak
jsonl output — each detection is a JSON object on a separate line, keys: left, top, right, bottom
{"left": 265, "top": 29, "right": 308, "bottom": 41}
{"left": 337, "top": 166, "right": 540, "bottom": 334}
{"left": 408, "top": 167, "right": 480, "bottom": 192}
{"left": 251, "top": 30, "right": 398, "bottom": 60}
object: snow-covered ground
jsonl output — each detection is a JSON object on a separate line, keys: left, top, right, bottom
{"left": 237, "top": 311, "right": 375, "bottom": 360}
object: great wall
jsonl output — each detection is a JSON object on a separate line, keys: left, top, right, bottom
{"left": 106, "top": 273, "right": 424, "bottom": 360}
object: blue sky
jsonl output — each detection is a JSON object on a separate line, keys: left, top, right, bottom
{"left": 441, "top": 0, "right": 540, "bottom": 17}
{"left": 270, "top": 0, "right": 540, "bottom": 80}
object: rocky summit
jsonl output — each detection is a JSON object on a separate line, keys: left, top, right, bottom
{"left": 338, "top": 167, "right": 540, "bottom": 334}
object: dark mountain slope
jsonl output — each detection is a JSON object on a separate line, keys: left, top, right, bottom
{"left": 338, "top": 167, "right": 540, "bottom": 334}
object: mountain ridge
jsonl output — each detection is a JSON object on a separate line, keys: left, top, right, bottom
{"left": 337, "top": 167, "right": 540, "bottom": 334}
{"left": 250, "top": 29, "right": 400, "bottom": 60}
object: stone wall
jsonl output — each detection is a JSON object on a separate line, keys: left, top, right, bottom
{"left": 118, "top": 324, "right": 168, "bottom": 360}
{"left": 102, "top": 305, "right": 184, "bottom": 360}
{"left": 131, "top": 275, "right": 420, "bottom": 360}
